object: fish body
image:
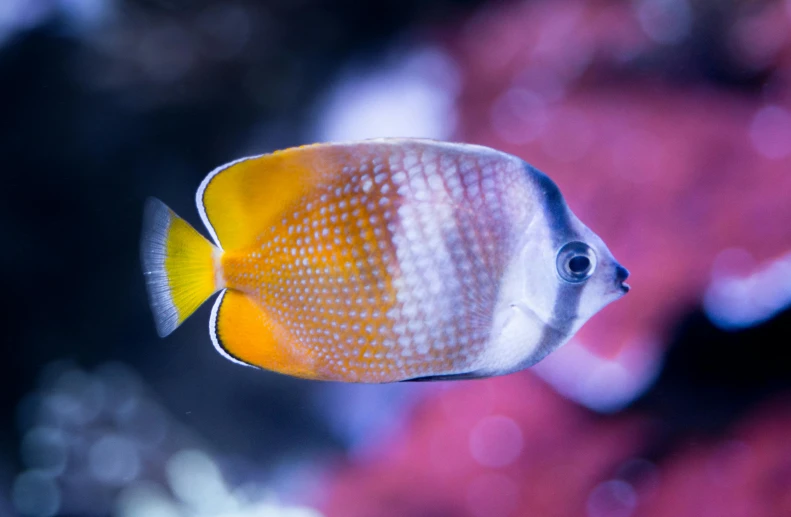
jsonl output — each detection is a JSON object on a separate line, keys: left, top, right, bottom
{"left": 141, "top": 139, "right": 629, "bottom": 382}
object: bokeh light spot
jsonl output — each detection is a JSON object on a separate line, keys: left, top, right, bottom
{"left": 166, "top": 449, "right": 232, "bottom": 511}
{"left": 704, "top": 250, "right": 791, "bottom": 330}
{"left": 116, "top": 398, "right": 169, "bottom": 447}
{"left": 616, "top": 458, "right": 660, "bottom": 497}
{"left": 490, "top": 88, "right": 548, "bottom": 144}
{"left": 750, "top": 105, "right": 791, "bottom": 159}
{"left": 634, "top": 0, "right": 692, "bottom": 44}
{"left": 12, "top": 470, "right": 60, "bottom": 517}
{"left": 468, "top": 415, "right": 523, "bottom": 468}
{"left": 96, "top": 362, "right": 144, "bottom": 413}
{"left": 21, "top": 427, "right": 68, "bottom": 475}
{"left": 88, "top": 434, "right": 141, "bottom": 486}
{"left": 587, "top": 479, "right": 637, "bottom": 517}
{"left": 314, "top": 47, "right": 459, "bottom": 141}
{"left": 54, "top": 368, "right": 105, "bottom": 425}
{"left": 116, "top": 481, "right": 181, "bottom": 517}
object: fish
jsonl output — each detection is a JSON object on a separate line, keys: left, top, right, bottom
{"left": 140, "top": 138, "right": 630, "bottom": 382}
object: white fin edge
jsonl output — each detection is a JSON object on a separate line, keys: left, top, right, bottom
{"left": 141, "top": 198, "right": 179, "bottom": 337}
{"left": 195, "top": 154, "right": 265, "bottom": 249}
{"left": 209, "top": 289, "right": 258, "bottom": 368}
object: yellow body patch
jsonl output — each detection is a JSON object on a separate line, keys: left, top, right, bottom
{"left": 218, "top": 162, "right": 408, "bottom": 381}
{"left": 215, "top": 290, "right": 321, "bottom": 379}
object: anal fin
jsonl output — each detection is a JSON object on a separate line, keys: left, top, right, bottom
{"left": 210, "top": 290, "right": 320, "bottom": 379}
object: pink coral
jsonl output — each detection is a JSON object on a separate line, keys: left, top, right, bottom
{"left": 452, "top": 0, "right": 791, "bottom": 365}
{"left": 318, "top": 1, "right": 791, "bottom": 515}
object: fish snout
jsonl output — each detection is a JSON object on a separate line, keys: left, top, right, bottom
{"left": 615, "top": 264, "right": 630, "bottom": 293}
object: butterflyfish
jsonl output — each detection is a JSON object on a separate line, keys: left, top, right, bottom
{"left": 141, "top": 139, "right": 630, "bottom": 382}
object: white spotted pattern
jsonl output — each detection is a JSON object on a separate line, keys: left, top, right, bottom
{"left": 221, "top": 140, "right": 535, "bottom": 381}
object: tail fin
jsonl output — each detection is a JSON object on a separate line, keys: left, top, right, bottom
{"left": 141, "top": 197, "right": 223, "bottom": 337}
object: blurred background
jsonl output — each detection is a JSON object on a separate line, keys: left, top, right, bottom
{"left": 2, "top": 0, "right": 791, "bottom": 515}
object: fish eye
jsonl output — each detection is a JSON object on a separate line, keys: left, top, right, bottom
{"left": 556, "top": 241, "right": 596, "bottom": 283}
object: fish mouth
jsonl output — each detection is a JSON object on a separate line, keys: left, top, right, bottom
{"left": 614, "top": 264, "right": 630, "bottom": 294}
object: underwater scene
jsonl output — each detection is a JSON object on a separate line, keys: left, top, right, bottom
{"left": 2, "top": 0, "right": 791, "bottom": 515}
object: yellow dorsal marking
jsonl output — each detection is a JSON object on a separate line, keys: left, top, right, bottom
{"left": 200, "top": 144, "right": 352, "bottom": 251}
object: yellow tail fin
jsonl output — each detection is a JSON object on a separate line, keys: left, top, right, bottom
{"left": 141, "top": 197, "right": 223, "bottom": 337}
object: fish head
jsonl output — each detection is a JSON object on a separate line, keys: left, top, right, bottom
{"left": 519, "top": 207, "right": 628, "bottom": 332}
{"left": 488, "top": 168, "right": 629, "bottom": 371}
{"left": 551, "top": 220, "right": 631, "bottom": 333}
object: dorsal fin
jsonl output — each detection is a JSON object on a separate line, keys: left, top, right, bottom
{"left": 196, "top": 146, "right": 330, "bottom": 251}
{"left": 195, "top": 139, "right": 482, "bottom": 251}
{"left": 195, "top": 139, "right": 499, "bottom": 251}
